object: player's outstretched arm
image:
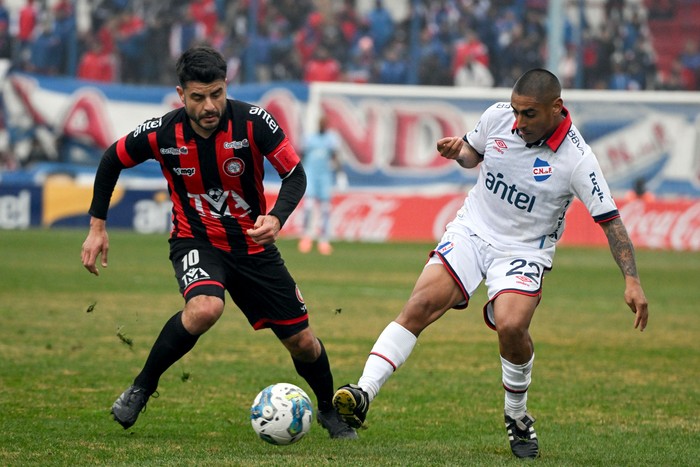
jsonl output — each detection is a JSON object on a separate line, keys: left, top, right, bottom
{"left": 82, "top": 217, "right": 109, "bottom": 276}
{"left": 437, "top": 137, "right": 482, "bottom": 168}
{"left": 600, "top": 218, "right": 649, "bottom": 331}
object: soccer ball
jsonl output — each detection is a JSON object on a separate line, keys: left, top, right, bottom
{"left": 250, "top": 383, "right": 313, "bottom": 445}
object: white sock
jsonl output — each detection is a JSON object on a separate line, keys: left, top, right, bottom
{"left": 358, "top": 321, "right": 417, "bottom": 401}
{"left": 501, "top": 353, "right": 534, "bottom": 418}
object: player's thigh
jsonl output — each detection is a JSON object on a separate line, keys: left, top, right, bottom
{"left": 226, "top": 247, "right": 308, "bottom": 339}
{"left": 170, "top": 239, "right": 227, "bottom": 301}
{"left": 483, "top": 251, "right": 550, "bottom": 330}
{"left": 427, "top": 227, "right": 487, "bottom": 305}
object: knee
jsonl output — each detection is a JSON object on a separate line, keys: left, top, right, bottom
{"left": 183, "top": 296, "right": 224, "bottom": 334}
{"left": 283, "top": 329, "right": 319, "bottom": 362}
{"left": 496, "top": 316, "right": 529, "bottom": 339}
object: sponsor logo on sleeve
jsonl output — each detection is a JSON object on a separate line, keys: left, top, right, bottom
{"left": 133, "top": 117, "right": 163, "bottom": 137}
{"left": 249, "top": 107, "right": 280, "bottom": 133}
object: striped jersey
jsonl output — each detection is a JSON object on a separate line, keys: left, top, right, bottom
{"left": 106, "top": 99, "right": 300, "bottom": 255}
{"left": 456, "top": 102, "right": 618, "bottom": 256}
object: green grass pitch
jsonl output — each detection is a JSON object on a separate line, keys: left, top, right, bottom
{"left": 0, "top": 228, "right": 698, "bottom": 466}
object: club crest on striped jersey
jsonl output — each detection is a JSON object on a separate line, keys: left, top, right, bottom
{"left": 533, "top": 158, "right": 553, "bottom": 182}
{"left": 223, "top": 157, "right": 245, "bottom": 176}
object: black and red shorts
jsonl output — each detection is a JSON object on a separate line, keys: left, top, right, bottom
{"left": 169, "top": 238, "right": 309, "bottom": 339}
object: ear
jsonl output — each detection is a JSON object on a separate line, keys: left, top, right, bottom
{"left": 176, "top": 86, "right": 185, "bottom": 104}
{"left": 552, "top": 97, "right": 563, "bottom": 114}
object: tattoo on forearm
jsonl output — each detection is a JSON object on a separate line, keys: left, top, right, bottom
{"left": 604, "top": 219, "right": 638, "bottom": 278}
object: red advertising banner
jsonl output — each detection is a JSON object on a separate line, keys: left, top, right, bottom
{"left": 273, "top": 192, "right": 700, "bottom": 251}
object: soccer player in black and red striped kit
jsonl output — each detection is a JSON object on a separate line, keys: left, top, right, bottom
{"left": 80, "top": 45, "right": 356, "bottom": 439}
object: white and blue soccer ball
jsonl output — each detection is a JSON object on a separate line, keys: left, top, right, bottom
{"left": 250, "top": 383, "right": 313, "bottom": 445}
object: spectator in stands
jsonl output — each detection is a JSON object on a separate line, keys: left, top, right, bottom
{"left": 28, "top": 19, "right": 61, "bottom": 75}
{"left": 276, "top": 0, "right": 314, "bottom": 32}
{"left": 417, "top": 27, "right": 452, "bottom": 86}
{"left": 608, "top": 57, "right": 640, "bottom": 90}
{"left": 451, "top": 29, "right": 489, "bottom": 82}
{"left": 266, "top": 4, "right": 299, "bottom": 81}
{"left": 15, "top": 0, "right": 37, "bottom": 68}
{"left": 454, "top": 52, "right": 494, "bottom": 88}
{"left": 189, "top": 0, "right": 217, "bottom": 40}
{"left": 0, "top": 0, "right": 10, "bottom": 59}
{"left": 52, "top": 0, "right": 77, "bottom": 75}
{"left": 0, "top": 0, "right": 670, "bottom": 93}
{"left": 365, "top": 0, "right": 394, "bottom": 55}
{"left": 303, "top": 44, "right": 341, "bottom": 83}
{"left": 77, "top": 37, "right": 116, "bottom": 82}
{"left": 657, "top": 57, "right": 695, "bottom": 90}
{"left": 337, "top": 0, "right": 362, "bottom": 47}
{"left": 375, "top": 41, "right": 408, "bottom": 85}
{"left": 114, "top": 11, "right": 147, "bottom": 83}
{"left": 346, "top": 36, "right": 375, "bottom": 84}
{"left": 170, "top": 7, "right": 206, "bottom": 61}
{"left": 241, "top": 21, "right": 274, "bottom": 83}
{"left": 295, "top": 11, "right": 325, "bottom": 69}
{"left": 0, "top": 0, "right": 7, "bottom": 28}
{"left": 679, "top": 38, "right": 700, "bottom": 90}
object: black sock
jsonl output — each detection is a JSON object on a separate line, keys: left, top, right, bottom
{"left": 133, "top": 311, "right": 199, "bottom": 394}
{"left": 292, "top": 338, "right": 334, "bottom": 411}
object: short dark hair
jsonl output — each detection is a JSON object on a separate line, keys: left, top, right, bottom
{"left": 175, "top": 45, "right": 227, "bottom": 87}
{"left": 512, "top": 68, "right": 561, "bottom": 103}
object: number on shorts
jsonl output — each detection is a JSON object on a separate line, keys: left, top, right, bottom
{"left": 505, "top": 259, "right": 542, "bottom": 283}
{"left": 181, "top": 249, "right": 200, "bottom": 270}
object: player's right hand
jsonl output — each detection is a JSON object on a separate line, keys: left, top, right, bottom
{"left": 436, "top": 136, "right": 464, "bottom": 160}
{"left": 81, "top": 219, "right": 109, "bottom": 276}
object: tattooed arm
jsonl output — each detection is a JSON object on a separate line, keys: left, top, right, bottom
{"left": 600, "top": 218, "right": 649, "bottom": 331}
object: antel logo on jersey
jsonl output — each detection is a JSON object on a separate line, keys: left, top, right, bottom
{"left": 160, "top": 146, "right": 188, "bottom": 156}
{"left": 533, "top": 158, "right": 553, "bottom": 182}
{"left": 492, "top": 139, "right": 508, "bottom": 154}
{"left": 223, "top": 139, "right": 249, "bottom": 150}
{"left": 484, "top": 171, "right": 536, "bottom": 212}
{"left": 223, "top": 157, "right": 245, "bottom": 177}
{"left": 133, "top": 118, "right": 163, "bottom": 137}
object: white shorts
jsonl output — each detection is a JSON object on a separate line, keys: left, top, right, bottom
{"left": 427, "top": 224, "right": 553, "bottom": 330}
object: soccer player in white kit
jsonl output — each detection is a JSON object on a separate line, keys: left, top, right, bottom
{"left": 332, "top": 68, "right": 649, "bottom": 459}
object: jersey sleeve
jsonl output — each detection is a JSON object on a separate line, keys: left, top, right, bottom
{"left": 266, "top": 137, "right": 301, "bottom": 176}
{"left": 465, "top": 103, "right": 502, "bottom": 155}
{"left": 114, "top": 117, "right": 161, "bottom": 167}
{"left": 248, "top": 106, "right": 299, "bottom": 175}
{"left": 88, "top": 118, "right": 160, "bottom": 219}
{"left": 571, "top": 152, "right": 619, "bottom": 223}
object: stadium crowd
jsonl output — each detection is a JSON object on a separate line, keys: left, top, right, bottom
{"left": 0, "top": 0, "right": 698, "bottom": 90}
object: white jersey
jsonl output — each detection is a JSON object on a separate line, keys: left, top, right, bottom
{"left": 455, "top": 102, "right": 618, "bottom": 257}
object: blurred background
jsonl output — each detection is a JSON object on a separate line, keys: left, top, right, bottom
{"left": 0, "top": 0, "right": 698, "bottom": 252}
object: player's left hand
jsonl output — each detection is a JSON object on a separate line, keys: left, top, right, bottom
{"left": 247, "top": 215, "right": 281, "bottom": 245}
{"left": 624, "top": 277, "right": 648, "bottom": 331}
